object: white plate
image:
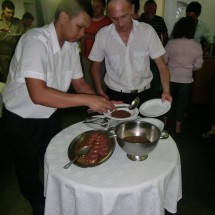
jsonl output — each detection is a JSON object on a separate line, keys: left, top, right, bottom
{"left": 139, "top": 99, "right": 171, "bottom": 117}
{"left": 104, "top": 104, "right": 139, "bottom": 121}
{"left": 138, "top": 118, "right": 164, "bottom": 131}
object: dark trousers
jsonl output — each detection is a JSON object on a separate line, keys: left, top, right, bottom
{"left": 3, "top": 107, "right": 62, "bottom": 207}
{"left": 170, "top": 82, "right": 192, "bottom": 122}
{"left": 211, "top": 76, "right": 215, "bottom": 125}
{"left": 106, "top": 87, "right": 152, "bottom": 107}
{"left": 150, "top": 58, "right": 161, "bottom": 98}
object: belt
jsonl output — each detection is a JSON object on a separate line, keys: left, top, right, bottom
{"left": 108, "top": 84, "right": 150, "bottom": 93}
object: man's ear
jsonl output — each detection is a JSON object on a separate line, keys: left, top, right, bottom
{"left": 59, "top": 11, "right": 69, "bottom": 24}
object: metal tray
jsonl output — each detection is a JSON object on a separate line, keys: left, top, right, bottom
{"left": 67, "top": 130, "right": 116, "bottom": 168}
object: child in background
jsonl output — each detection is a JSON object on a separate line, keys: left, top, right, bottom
{"left": 164, "top": 17, "right": 203, "bottom": 134}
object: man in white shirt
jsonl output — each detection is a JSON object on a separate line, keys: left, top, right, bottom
{"left": 2, "top": 0, "right": 115, "bottom": 214}
{"left": 89, "top": 0, "right": 171, "bottom": 105}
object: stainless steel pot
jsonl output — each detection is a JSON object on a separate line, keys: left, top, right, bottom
{"left": 114, "top": 120, "right": 165, "bottom": 161}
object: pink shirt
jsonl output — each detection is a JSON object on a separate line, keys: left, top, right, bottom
{"left": 164, "top": 38, "right": 203, "bottom": 83}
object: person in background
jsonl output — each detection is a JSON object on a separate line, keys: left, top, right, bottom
{"left": 139, "top": 0, "right": 168, "bottom": 98}
{"left": 2, "top": 0, "right": 115, "bottom": 214}
{"left": 139, "top": 0, "right": 168, "bottom": 45}
{"left": 202, "top": 75, "right": 215, "bottom": 139}
{"left": 164, "top": 17, "right": 203, "bottom": 134}
{"left": 131, "top": 0, "right": 140, "bottom": 19}
{"left": 0, "top": 0, "right": 21, "bottom": 82}
{"left": 81, "top": 0, "right": 111, "bottom": 90}
{"left": 186, "top": 1, "right": 214, "bottom": 56}
{"left": 89, "top": 0, "right": 172, "bottom": 106}
{"left": 20, "top": 11, "right": 34, "bottom": 34}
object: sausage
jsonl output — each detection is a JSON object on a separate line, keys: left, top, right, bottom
{"left": 76, "top": 131, "right": 111, "bottom": 166}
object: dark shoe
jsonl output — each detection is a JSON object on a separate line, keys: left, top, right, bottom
{"left": 32, "top": 204, "right": 45, "bottom": 215}
{"left": 175, "top": 131, "right": 183, "bottom": 136}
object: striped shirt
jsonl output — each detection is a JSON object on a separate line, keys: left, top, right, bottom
{"left": 139, "top": 14, "right": 168, "bottom": 39}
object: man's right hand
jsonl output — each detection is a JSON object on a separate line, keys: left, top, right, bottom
{"left": 88, "top": 95, "right": 115, "bottom": 114}
{"left": 96, "top": 88, "right": 109, "bottom": 100}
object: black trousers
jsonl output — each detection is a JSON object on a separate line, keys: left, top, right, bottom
{"left": 150, "top": 58, "right": 162, "bottom": 98}
{"left": 106, "top": 87, "right": 152, "bottom": 107}
{"left": 211, "top": 76, "right": 215, "bottom": 125}
{"left": 3, "top": 107, "right": 62, "bottom": 207}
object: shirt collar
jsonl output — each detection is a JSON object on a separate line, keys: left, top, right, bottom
{"left": 49, "top": 22, "right": 73, "bottom": 54}
{"left": 49, "top": 22, "right": 61, "bottom": 53}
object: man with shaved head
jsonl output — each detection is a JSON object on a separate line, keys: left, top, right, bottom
{"left": 89, "top": 0, "right": 172, "bottom": 106}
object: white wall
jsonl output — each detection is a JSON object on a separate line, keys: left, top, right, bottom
{"left": 164, "top": 0, "right": 215, "bottom": 36}
{"left": 40, "top": 0, "right": 61, "bottom": 24}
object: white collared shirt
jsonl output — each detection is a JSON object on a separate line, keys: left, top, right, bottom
{"left": 3, "top": 22, "right": 83, "bottom": 118}
{"left": 89, "top": 20, "right": 165, "bottom": 91}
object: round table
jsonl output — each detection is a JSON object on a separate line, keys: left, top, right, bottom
{"left": 44, "top": 122, "right": 182, "bottom": 215}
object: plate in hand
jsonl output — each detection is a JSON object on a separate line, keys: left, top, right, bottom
{"left": 139, "top": 99, "right": 171, "bottom": 117}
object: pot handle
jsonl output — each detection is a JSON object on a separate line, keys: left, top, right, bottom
{"left": 107, "top": 126, "right": 117, "bottom": 137}
{"left": 160, "top": 130, "right": 169, "bottom": 139}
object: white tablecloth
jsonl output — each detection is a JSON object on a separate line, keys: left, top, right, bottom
{"left": 44, "top": 122, "right": 182, "bottom": 215}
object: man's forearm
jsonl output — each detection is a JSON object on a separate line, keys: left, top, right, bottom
{"left": 91, "top": 61, "right": 103, "bottom": 94}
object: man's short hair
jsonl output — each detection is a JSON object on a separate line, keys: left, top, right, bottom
{"left": 55, "top": 0, "right": 93, "bottom": 20}
{"left": 107, "top": 0, "right": 132, "bottom": 6}
{"left": 144, "top": 0, "right": 156, "bottom": 7}
{"left": 94, "top": 0, "right": 107, "bottom": 7}
{"left": 186, "top": 1, "right": 202, "bottom": 17}
{"left": 2, "top": 0, "right": 15, "bottom": 10}
{"left": 22, "top": 12, "right": 34, "bottom": 21}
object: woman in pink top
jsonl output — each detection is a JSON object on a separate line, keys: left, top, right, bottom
{"left": 164, "top": 17, "right": 203, "bottom": 134}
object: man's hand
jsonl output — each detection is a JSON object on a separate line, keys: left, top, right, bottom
{"left": 88, "top": 96, "right": 116, "bottom": 114}
{"left": 161, "top": 92, "right": 172, "bottom": 103}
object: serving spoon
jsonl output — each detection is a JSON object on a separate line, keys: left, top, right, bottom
{"left": 63, "top": 145, "right": 90, "bottom": 169}
{"left": 117, "top": 97, "right": 140, "bottom": 110}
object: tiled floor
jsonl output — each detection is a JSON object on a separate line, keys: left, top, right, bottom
{"left": 0, "top": 104, "right": 215, "bottom": 215}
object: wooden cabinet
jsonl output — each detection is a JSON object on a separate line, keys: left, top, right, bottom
{"left": 192, "top": 57, "right": 215, "bottom": 104}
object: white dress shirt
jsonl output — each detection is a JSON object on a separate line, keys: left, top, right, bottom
{"left": 89, "top": 20, "right": 165, "bottom": 92}
{"left": 3, "top": 22, "right": 83, "bottom": 118}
